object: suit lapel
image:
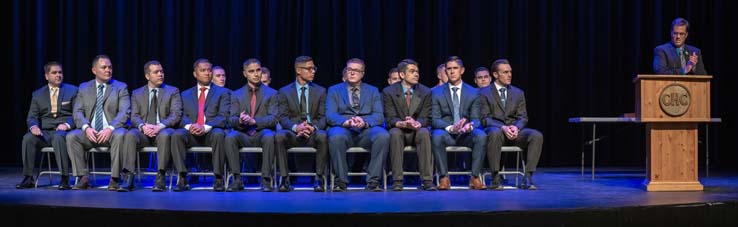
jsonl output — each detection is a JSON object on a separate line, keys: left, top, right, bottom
{"left": 491, "top": 86, "right": 504, "bottom": 113}
{"left": 254, "top": 84, "right": 265, "bottom": 114}
{"left": 86, "top": 82, "right": 97, "bottom": 118}
{"left": 288, "top": 83, "right": 299, "bottom": 113}
{"left": 101, "top": 81, "right": 113, "bottom": 106}
{"left": 443, "top": 83, "right": 454, "bottom": 114}
{"left": 308, "top": 83, "right": 320, "bottom": 117}
{"left": 395, "top": 84, "right": 410, "bottom": 116}
{"left": 339, "top": 83, "right": 353, "bottom": 114}
{"left": 359, "top": 83, "right": 370, "bottom": 113}
{"left": 41, "top": 87, "right": 51, "bottom": 113}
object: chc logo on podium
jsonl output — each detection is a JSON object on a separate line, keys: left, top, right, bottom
{"left": 659, "top": 83, "right": 691, "bottom": 117}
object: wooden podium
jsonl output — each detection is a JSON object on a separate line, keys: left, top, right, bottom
{"left": 634, "top": 75, "right": 711, "bottom": 191}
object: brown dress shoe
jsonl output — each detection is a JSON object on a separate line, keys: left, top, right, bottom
{"left": 438, "top": 176, "right": 451, "bottom": 190}
{"left": 469, "top": 176, "right": 485, "bottom": 190}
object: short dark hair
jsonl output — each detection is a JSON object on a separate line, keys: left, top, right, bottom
{"left": 295, "top": 56, "right": 313, "bottom": 67}
{"left": 92, "top": 55, "right": 110, "bottom": 68}
{"left": 388, "top": 67, "right": 399, "bottom": 78}
{"left": 474, "top": 66, "right": 489, "bottom": 75}
{"left": 346, "top": 58, "right": 366, "bottom": 70}
{"left": 437, "top": 63, "right": 446, "bottom": 72}
{"left": 144, "top": 60, "right": 162, "bottom": 74}
{"left": 44, "top": 61, "right": 62, "bottom": 74}
{"left": 671, "top": 18, "right": 690, "bottom": 32}
{"left": 193, "top": 58, "right": 210, "bottom": 71}
{"left": 397, "top": 59, "right": 418, "bottom": 73}
{"left": 242, "top": 58, "right": 261, "bottom": 68}
{"left": 261, "top": 67, "right": 270, "bottom": 75}
{"left": 212, "top": 65, "right": 225, "bottom": 73}
{"left": 490, "top": 59, "right": 510, "bottom": 72}
{"left": 445, "top": 56, "right": 464, "bottom": 67}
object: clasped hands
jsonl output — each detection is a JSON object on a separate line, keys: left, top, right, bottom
{"left": 395, "top": 116, "right": 422, "bottom": 130}
{"left": 449, "top": 118, "right": 473, "bottom": 134}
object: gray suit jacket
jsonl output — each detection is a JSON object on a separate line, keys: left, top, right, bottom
{"left": 326, "top": 82, "right": 384, "bottom": 127}
{"left": 130, "top": 84, "right": 182, "bottom": 129}
{"left": 180, "top": 84, "right": 230, "bottom": 128}
{"left": 27, "top": 83, "right": 78, "bottom": 130}
{"left": 73, "top": 79, "right": 130, "bottom": 129}
{"left": 479, "top": 84, "right": 528, "bottom": 129}
{"left": 229, "top": 83, "right": 279, "bottom": 131}
{"left": 653, "top": 42, "right": 707, "bottom": 75}
{"left": 277, "top": 82, "right": 327, "bottom": 130}
{"left": 382, "top": 82, "right": 431, "bottom": 128}
{"left": 430, "top": 82, "right": 480, "bottom": 129}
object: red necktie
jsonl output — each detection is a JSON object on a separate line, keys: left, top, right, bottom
{"left": 405, "top": 90, "right": 412, "bottom": 109}
{"left": 197, "top": 87, "right": 207, "bottom": 125}
{"left": 250, "top": 87, "right": 257, "bottom": 117}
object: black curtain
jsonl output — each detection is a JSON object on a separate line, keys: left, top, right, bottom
{"left": 7, "top": 0, "right": 738, "bottom": 171}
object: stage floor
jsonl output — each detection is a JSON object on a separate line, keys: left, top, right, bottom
{"left": 2, "top": 166, "right": 737, "bottom": 214}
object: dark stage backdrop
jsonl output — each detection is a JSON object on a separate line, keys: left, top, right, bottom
{"left": 6, "top": 0, "right": 737, "bottom": 171}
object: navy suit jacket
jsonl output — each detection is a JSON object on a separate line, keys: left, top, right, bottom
{"left": 229, "top": 83, "right": 279, "bottom": 131}
{"left": 27, "top": 83, "right": 78, "bottom": 130}
{"left": 326, "top": 82, "right": 384, "bottom": 127}
{"left": 430, "top": 82, "right": 481, "bottom": 129}
{"left": 653, "top": 42, "right": 707, "bottom": 75}
{"left": 180, "top": 84, "right": 230, "bottom": 129}
{"left": 130, "top": 84, "right": 182, "bottom": 129}
{"left": 277, "top": 82, "right": 327, "bottom": 130}
{"left": 479, "top": 84, "right": 528, "bottom": 130}
{"left": 73, "top": 79, "right": 130, "bottom": 129}
{"left": 382, "top": 82, "right": 432, "bottom": 128}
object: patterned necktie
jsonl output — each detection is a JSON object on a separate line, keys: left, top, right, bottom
{"left": 351, "top": 87, "right": 360, "bottom": 111}
{"left": 146, "top": 89, "right": 158, "bottom": 124}
{"left": 94, "top": 84, "right": 105, "bottom": 131}
{"left": 300, "top": 86, "right": 308, "bottom": 121}
{"left": 452, "top": 87, "right": 460, "bottom": 123}
{"left": 50, "top": 87, "right": 58, "bottom": 116}
{"left": 499, "top": 87, "right": 507, "bottom": 109}
{"left": 197, "top": 87, "right": 206, "bottom": 125}
{"left": 405, "top": 90, "right": 412, "bottom": 113}
{"left": 678, "top": 48, "right": 686, "bottom": 75}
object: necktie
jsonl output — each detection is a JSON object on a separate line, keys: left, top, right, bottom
{"left": 499, "top": 87, "right": 507, "bottom": 109}
{"left": 94, "top": 84, "right": 105, "bottom": 131}
{"left": 452, "top": 87, "right": 460, "bottom": 123}
{"left": 678, "top": 48, "right": 686, "bottom": 75}
{"left": 50, "top": 87, "right": 58, "bottom": 116}
{"left": 351, "top": 87, "right": 360, "bottom": 110}
{"left": 197, "top": 87, "right": 206, "bottom": 125}
{"left": 146, "top": 89, "right": 158, "bottom": 124}
{"left": 405, "top": 90, "right": 412, "bottom": 112}
{"left": 300, "top": 86, "right": 308, "bottom": 121}
{"left": 248, "top": 87, "right": 258, "bottom": 136}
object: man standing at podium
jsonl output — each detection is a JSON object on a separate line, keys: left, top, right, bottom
{"left": 653, "top": 18, "right": 707, "bottom": 75}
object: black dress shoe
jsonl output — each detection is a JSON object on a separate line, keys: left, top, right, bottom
{"left": 227, "top": 177, "right": 244, "bottom": 192}
{"left": 72, "top": 176, "right": 90, "bottom": 190}
{"left": 391, "top": 181, "right": 404, "bottom": 191}
{"left": 108, "top": 178, "right": 120, "bottom": 191}
{"left": 365, "top": 181, "right": 382, "bottom": 192}
{"left": 420, "top": 181, "right": 437, "bottom": 191}
{"left": 278, "top": 177, "right": 292, "bottom": 192}
{"left": 261, "top": 178, "right": 274, "bottom": 192}
{"left": 16, "top": 176, "right": 35, "bottom": 189}
{"left": 332, "top": 183, "right": 347, "bottom": 192}
{"left": 58, "top": 175, "right": 71, "bottom": 190}
{"left": 314, "top": 183, "right": 325, "bottom": 192}
{"left": 488, "top": 175, "right": 504, "bottom": 190}
{"left": 152, "top": 174, "right": 166, "bottom": 192}
{"left": 520, "top": 173, "right": 537, "bottom": 190}
{"left": 213, "top": 179, "right": 225, "bottom": 192}
{"left": 173, "top": 180, "right": 190, "bottom": 192}
{"left": 117, "top": 173, "right": 135, "bottom": 192}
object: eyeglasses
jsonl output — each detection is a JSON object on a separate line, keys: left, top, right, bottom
{"left": 299, "top": 66, "right": 318, "bottom": 72}
{"left": 346, "top": 67, "right": 364, "bottom": 73}
{"left": 672, "top": 32, "right": 687, "bottom": 37}
{"left": 246, "top": 68, "right": 262, "bottom": 73}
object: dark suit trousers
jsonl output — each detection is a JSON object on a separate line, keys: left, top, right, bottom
{"left": 328, "top": 126, "right": 389, "bottom": 184}
{"left": 224, "top": 129, "right": 276, "bottom": 179}
{"left": 171, "top": 128, "right": 226, "bottom": 176}
{"left": 431, "top": 128, "right": 487, "bottom": 177}
{"left": 124, "top": 128, "right": 185, "bottom": 173}
{"left": 22, "top": 130, "right": 70, "bottom": 176}
{"left": 274, "top": 129, "right": 328, "bottom": 178}
{"left": 389, "top": 127, "right": 433, "bottom": 182}
{"left": 486, "top": 127, "right": 543, "bottom": 173}
{"left": 66, "top": 128, "right": 128, "bottom": 177}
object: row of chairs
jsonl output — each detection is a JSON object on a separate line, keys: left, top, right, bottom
{"left": 36, "top": 145, "right": 526, "bottom": 190}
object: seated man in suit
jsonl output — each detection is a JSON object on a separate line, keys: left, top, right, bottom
{"left": 18, "top": 61, "right": 78, "bottom": 190}
{"left": 653, "top": 17, "right": 707, "bottom": 75}
{"left": 327, "top": 58, "right": 390, "bottom": 192}
{"left": 382, "top": 59, "right": 435, "bottom": 191}
{"left": 225, "top": 58, "right": 279, "bottom": 192}
{"left": 66, "top": 55, "right": 132, "bottom": 191}
{"left": 480, "top": 59, "right": 543, "bottom": 190}
{"left": 172, "top": 59, "right": 231, "bottom": 191}
{"left": 274, "top": 56, "right": 328, "bottom": 192}
{"left": 431, "top": 56, "right": 487, "bottom": 190}
{"left": 124, "top": 61, "right": 184, "bottom": 192}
